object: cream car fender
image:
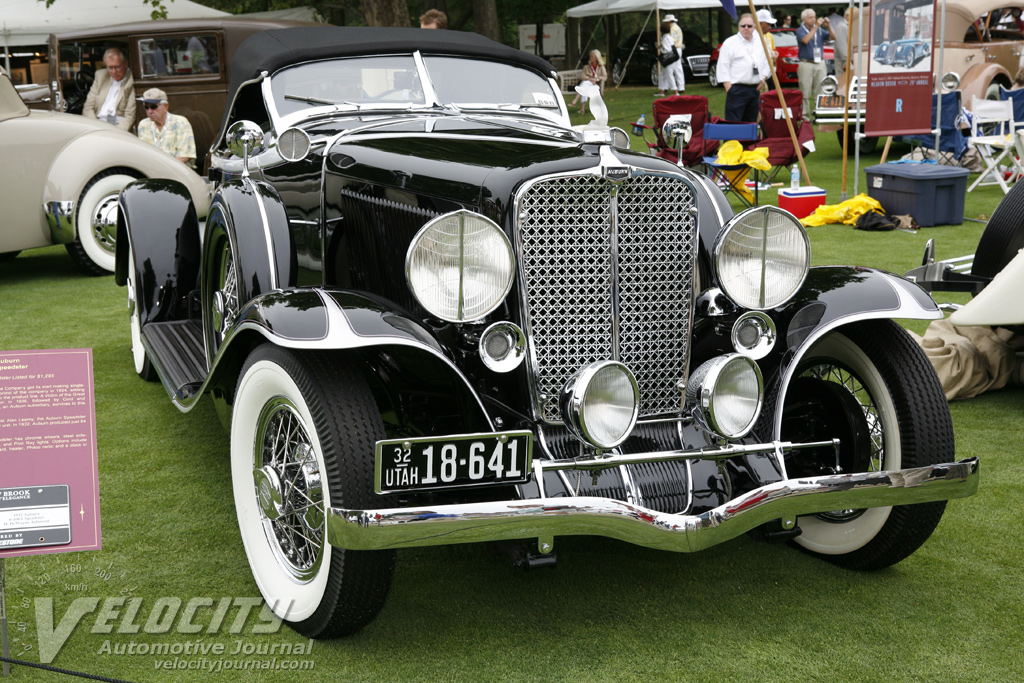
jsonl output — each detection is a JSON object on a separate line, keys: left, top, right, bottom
{"left": 43, "top": 129, "right": 212, "bottom": 220}
{"left": 958, "top": 62, "right": 1010, "bottom": 104}
{"left": 949, "top": 249, "right": 1024, "bottom": 327}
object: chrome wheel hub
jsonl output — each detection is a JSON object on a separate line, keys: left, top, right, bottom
{"left": 91, "top": 194, "right": 120, "bottom": 255}
{"left": 213, "top": 246, "right": 238, "bottom": 338}
{"left": 802, "top": 360, "right": 884, "bottom": 523}
{"left": 254, "top": 399, "right": 325, "bottom": 582}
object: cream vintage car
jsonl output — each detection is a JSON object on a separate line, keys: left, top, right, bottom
{"left": 815, "top": 0, "right": 1024, "bottom": 151}
{"left": 0, "top": 70, "right": 209, "bottom": 274}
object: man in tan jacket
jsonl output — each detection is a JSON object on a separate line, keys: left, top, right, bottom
{"left": 82, "top": 47, "right": 136, "bottom": 131}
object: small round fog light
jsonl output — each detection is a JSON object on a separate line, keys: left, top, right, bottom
{"left": 730, "top": 312, "right": 777, "bottom": 360}
{"left": 941, "top": 71, "right": 961, "bottom": 92}
{"left": 560, "top": 361, "right": 640, "bottom": 450}
{"left": 479, "top": 321, "right": 526, "bottom": 372}
{"left": 684, "top": 355, "right": 763, "bottom": 439}
{"left": 820, "top": 75, "right": 838, "bottom": 96}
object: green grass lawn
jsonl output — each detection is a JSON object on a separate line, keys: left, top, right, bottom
{"left": 1, "top": 91, "right": 1022, "bottom": 681}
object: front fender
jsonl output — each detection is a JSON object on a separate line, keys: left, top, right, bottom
{"left": 768, "top": 266, "right": 941, "bottom": 437}
{"left": 116, "top": 179, "right": 201, "bottom": 325}
{"left": 45, "top": 129, "right": 211, "bottom": 218}
{"left": 205, "top": 287, "right": 490, "bottom": 430}
{"left": 960, "top": 62, "right": 1010, "bottom": 104}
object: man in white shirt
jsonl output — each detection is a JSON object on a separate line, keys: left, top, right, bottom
{"left": 716, "top": 14, "right": 770, "bottom": 122}
{"left": 82, "top": 47, "right": 136, "bottom": 131}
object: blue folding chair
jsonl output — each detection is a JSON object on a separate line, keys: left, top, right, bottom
{"left": 897, "top": 91, "right": 967, "bottom": 160}
{"left": 1000, "top": 86, "right": 1024, "bottom": 125}
{"left": 702, "top": 122, "right": 761, "bottom": 206}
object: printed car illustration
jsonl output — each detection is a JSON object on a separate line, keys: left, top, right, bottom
{"left": 893, "top": 38, "right": 931, "bottom": 68}
{"left": 116, "top": 26, "right": 978, "bottom": 638}
{"left": 0, "top": 69, "right": 208, "bottom": 274}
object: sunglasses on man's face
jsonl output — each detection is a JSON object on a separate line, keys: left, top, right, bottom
{"left": 739, "top": 23, "right": 754, "bottom": 28}
{"left": 144, "top": 103, "right": 160, "bottom": 110}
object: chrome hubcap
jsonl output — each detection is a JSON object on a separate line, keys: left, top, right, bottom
{"left": 254, "top": 399, "right": 325, "bottom": 582}
{"left": 214, "top": 246, "right": 238, "bottom": 338}
{"left": 91, "top": 194, "right": 120, "bottom": 255}
{"left": 803, "top": 361, "right": 884, "bottom": 523}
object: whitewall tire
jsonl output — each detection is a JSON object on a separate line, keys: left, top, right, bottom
{"left": 231, "top": 345, "right": 394, "bottom": 637}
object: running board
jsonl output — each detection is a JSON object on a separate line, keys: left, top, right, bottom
{"left": 142, "top": 320, "right": 206, "bottom": 401}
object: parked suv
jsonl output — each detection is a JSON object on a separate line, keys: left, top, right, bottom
{"left": 117, "top": 26, "right": 978, "bottom": 638}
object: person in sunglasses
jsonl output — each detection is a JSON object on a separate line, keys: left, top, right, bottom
{"left": 716, "top": 13, "right": 769, "bottom": 122}
{"left": 136, "top": 88, "right": 196, "bottom": 168}
{"left": 82, "top": 47, "right": 136, "bottom": 131}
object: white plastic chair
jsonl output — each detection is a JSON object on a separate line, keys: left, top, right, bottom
{"left": 968, "top": 96, "right": 1020, "bottom": 193}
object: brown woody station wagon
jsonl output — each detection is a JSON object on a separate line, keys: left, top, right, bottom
{"left": 36, "top": 17, "right": 315, "bottom": 170}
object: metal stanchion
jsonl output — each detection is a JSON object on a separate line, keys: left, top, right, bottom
{"left": 1, "top": 557, "right": 9, "bottom": 677}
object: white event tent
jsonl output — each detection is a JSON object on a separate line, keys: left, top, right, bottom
{"left": 1, "top": 0, "right": 230, "bottom": 46}
{"left": 567, "top": 0, "right": 818, "bottom": 17}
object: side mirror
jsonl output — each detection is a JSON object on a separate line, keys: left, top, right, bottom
{"left": 225, "top": 120, "right": 266, "bottom": 175}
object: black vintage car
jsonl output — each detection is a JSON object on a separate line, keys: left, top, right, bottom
{"left": 116, "top": 27, "right": 978, "bottom": 638}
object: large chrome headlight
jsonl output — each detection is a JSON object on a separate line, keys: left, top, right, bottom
{"left": 941, "top": 71, "right": 960, "bottom": 92}
{"left": 560, "top": 361, "right": 640, "bottom": 450}
{"left": 714, "top": 206, "right": 810, "bottom": 310}
{"left": 820, "top": 75, "right": 838, "bottom": 95}
{"left": 684, "top": 354, "right": 763, "bottom": 439}
{"left": 406, "top": 210, "right": 515, "bottom": 322}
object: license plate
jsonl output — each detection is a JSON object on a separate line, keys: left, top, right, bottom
{"left": 817, "top": 94, "right": 845, "bottom": 109}
{"left": 375, "top": 431, "right": 532, "bottom": 494}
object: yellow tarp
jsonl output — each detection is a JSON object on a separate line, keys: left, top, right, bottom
{"left": 714, "top": 141, "right": 771, "bottom": 203}
{"left": 800, "top": 193, "right": 884, "bottom": 227}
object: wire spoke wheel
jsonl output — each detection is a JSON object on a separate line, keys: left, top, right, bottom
{"left": 254, "top": 398, "right": 326, "bottom": 582}
{"left": 774, "top": 321, "right": 953, "bottom": 570}
{"left": 232, "top": 345, "right": 395, "bottom": 637}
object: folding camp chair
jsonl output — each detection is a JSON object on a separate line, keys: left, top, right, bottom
{"left": 702, "top": 122, "right": 761, "bottom": 206}
{"left": 1000, "top": 86, "right": 1024, "bottom": 180}
{"left": 636, "top": 95, "right": 718, "bottom": 167}
{"left": 968, "top": 96, "right": 1019, "bottom": 193}
{"left": 897, "top": 91, "right": 967, "bottom": 162}
{"left": 751, "top": 89, "right": 815, "bottom": 183}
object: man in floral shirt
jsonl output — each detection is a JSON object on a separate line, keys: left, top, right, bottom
{"left": 136, "top": 88, "right": 196, "bottom": 168}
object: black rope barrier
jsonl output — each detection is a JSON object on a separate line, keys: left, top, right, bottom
{"left": 0, "top": 656, "right": 135, "bottom": 683}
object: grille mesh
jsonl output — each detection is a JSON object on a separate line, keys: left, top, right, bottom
{"left": 517, "top": 172, "right": 697, "bottom": 421}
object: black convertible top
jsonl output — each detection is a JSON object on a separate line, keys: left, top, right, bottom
{"left": 226, "top": 26, "right": 555, "bottom": 107}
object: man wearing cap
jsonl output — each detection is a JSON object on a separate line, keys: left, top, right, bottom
{"left": 136, "top": 88, "right": 196, "bottom": 168}
{"left": 716, "top": 13, "right": 770, "bottom": 122}
{"left": 82, "top": 47, "right": 136, "bottom": 131}
{"left": 757, "top": 9, "right": 779, "bottom": 63}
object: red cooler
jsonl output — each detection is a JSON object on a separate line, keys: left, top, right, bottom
{"left": 778, "top": 186, "right": 826, "bottom": 219}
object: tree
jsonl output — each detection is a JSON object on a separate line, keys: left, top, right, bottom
{"left": 40, "top": 0, "right": 170, "bottom": 20}
{"left": 472, "top": 0, "right": 499, "bottom": 40}
{"left": 361, "top": 0, "right": 411, "bottom": 27}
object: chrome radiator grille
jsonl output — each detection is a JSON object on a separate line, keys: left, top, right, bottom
{"left": 516, "top": 172, "right": 698, "bottom": 422}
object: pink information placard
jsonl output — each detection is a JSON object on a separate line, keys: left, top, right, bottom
{"left": 0, "top": 349, "right": 101, "bottom": 557}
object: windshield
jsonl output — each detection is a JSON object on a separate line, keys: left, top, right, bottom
{"left": 270, "top": 54, "right": 559, "bottom": 119}
{"left": 421, "top": 56, "right": 559, "bottom": 109}
{"left": 772, "top": 32, "right": 798, "bottom": 48}
{"left": 272, "top": 56, "right": 426, "bottom": 117}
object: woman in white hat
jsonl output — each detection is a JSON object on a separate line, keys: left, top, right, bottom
{"left": 654, "top": 14, "right": 685, "bottom": 97}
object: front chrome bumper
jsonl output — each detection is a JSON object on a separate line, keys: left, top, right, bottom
{"left": 328, "top": 458, "right": 978, "bottom": 553}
